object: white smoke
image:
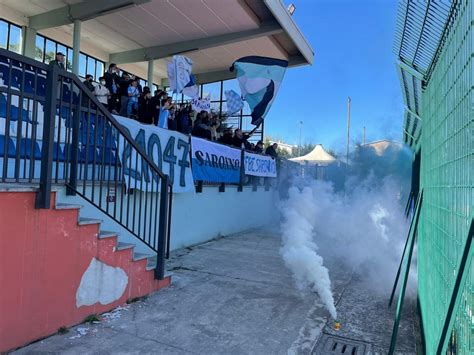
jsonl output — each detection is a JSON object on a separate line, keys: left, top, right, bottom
{"left": 279, "top": 144, "right": 412, "bottom": 318}
{"left": 309, "top": 175, "right": 410, "bottom": 294}
{"left": 280, "top": 186, "right": 337, "bottom": 319}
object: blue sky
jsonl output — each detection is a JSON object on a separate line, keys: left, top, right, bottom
{"left": 266, "top": 0, "right": 403, "bottom": 154}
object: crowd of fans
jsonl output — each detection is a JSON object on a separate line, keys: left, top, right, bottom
{"left": 49, "top": 53, "right": 279, "bottom": 158}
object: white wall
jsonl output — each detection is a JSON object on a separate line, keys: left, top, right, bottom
{"left": 171, "top": 186, "right": 276, "bottom": 250}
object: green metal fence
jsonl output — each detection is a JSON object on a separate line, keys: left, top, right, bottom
{"left": 416, "top": 0, "right": 473, "bottom": 353}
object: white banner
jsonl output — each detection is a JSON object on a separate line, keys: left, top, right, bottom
{"left": 115, "top": 116, "right": 193, "bottom": 193}
{"left": 244, "top": 151, "right": 277, "bottom": 177}
{"left": 191, "top": 96, "right": 211, "bottom": 113}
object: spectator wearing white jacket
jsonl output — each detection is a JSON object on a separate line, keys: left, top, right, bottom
{"left": 94, "top": 76, "right": 110, "bottom": 109}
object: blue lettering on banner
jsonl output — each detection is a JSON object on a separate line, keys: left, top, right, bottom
{"left": 115, "top": 115, "right": 193, "bottom": 193}
{"left": 191, "top": 137, "right": 241, "bottom": 183}
{"left": 244, "top": 151, "right": 277, "bottom": 177}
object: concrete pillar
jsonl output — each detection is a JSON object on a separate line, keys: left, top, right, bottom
{"left": 147, "top": 59, "right": 154, "bottom": 89}
{"left": 22, "top": 26, "right": 37, "bottom": 59}
{"left": 72, "top": 20, "right": 81, "bottom": 75}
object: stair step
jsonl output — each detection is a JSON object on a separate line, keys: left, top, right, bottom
{"left": 116, "top": 242, "right": 135, "bottom": 251}
{"left": 55, "top": 203, "right": 83, "bottom": 210}
{"left": 133, "top": 252, "right": 152, "bottom": 262}
{"left": 78, "top": 217, "right": 102, "bottom": 226}
{"left": 146, "top": 256, "right": 157, "bottom": 270}
{"left": 99, "top": 230, "right": 118, "bottom": 239}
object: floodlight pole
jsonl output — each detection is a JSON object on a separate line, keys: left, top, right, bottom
{"left": 346, "top": 96, "right": 351, "bottom": 165}
{"left": 298, "top": 120, "right": 303, "bottom": 156}
{"left": 363, "top": 126, "right": 366, "bottom": 145}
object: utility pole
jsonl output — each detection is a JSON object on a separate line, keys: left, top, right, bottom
{"left": 363, "top": 126, "right": 366, "bottom": 145}
{"left": 298, "top": 121, "right": 303, "bottom": 156}
{"left": 346, "top": 97, "right": 351, "bottom": 165}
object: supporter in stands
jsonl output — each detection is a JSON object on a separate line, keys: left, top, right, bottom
{"left": 138, "top": 87, "right": 154, "bottom": 124}
{"left": 217, "top": 128, "right": 234, "bottom": 145}
{"left": 158, "top": 97, "right": 173, "bottom": 129}
{"left": 133, "top": 75, "right": 143, "bottom": 94}
{"left": 265, "top": 142, "right": 279, "bottom": 158}
{"left": 192, "top": 111, "right": 212, "bottom": 140}
{"left": 254, "top": 140, "right": 264, "bottom": 154}
{"left": 127, "top": 79, "right": 140, "bottom": 118}
{"left": 176, "top": 105, "right": 193, "bottom": 134}
{"left": 83, "top": 74, "right": 95, "bottom": 91}
{"left": 94, "top": 76, "right": 110, "bottom": 109}
{"left": 104, "top": 63, "right": 120, "bottom": 113}
{"left": 151, "top": 90, "right": 165, "bottom": 125}
{"left": 119, "top": 73, "right": 131, "bottom": 116}
{"left": 209, "top": 113, "right": 221, "bottom": 141}
{"left": 167, "top": 106, "right": 178, "bottom": 131}
{"left": 232, "top": 129, "right": 251, "bottom": 150}
{"left": 81, "top": 74, "right": 95, "bottom": 107}
{"left": 48, "top": 52, "right": 66, "bottom": 70}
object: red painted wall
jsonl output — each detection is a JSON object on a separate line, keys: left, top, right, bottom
{"left": 0, "top": 191, "right": 170, "bottom": 352}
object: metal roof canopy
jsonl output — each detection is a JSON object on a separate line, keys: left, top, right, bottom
{"left": 394, "top": 0, "right": 458, "bottom": 82}
{"left": 394, "top": 0, "right": 459, "bottom": 152}
{"left": 2, "top": 0, "right": 313, "bottom": 85}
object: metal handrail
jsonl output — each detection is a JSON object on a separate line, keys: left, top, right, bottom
{"left": 0, "top": 48, "right": 172, "bottom": 279}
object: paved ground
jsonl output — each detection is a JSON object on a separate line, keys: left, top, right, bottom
{"left": 15, "top": 229, "right": 417, "bottom": 354}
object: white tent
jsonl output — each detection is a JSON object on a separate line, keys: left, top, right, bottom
{"left": 289, "top": 144, "right": 336, "bottom": 165}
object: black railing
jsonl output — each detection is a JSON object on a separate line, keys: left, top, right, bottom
{"left": 0, "top": 48, "right": 172, "bottom": 280}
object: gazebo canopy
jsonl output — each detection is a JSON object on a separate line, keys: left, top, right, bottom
{"left": 289, "top": 144, "right": 336, "bottom": 165}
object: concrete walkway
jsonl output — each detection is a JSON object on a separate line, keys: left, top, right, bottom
{"left": 15, "top": 229, "right": 417, "bottom": 354}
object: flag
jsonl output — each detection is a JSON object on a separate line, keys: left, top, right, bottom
{"left": 167, "top": 55, "right": 193, "bottom": 94}
{"left": 182, "top": 74, "right": 199, "bottom": 98}
{"left": 225, "top": 90, "right": 244, "bottom": 115}
{"left": 231, "top": 56, "right": 288, "bottom": 126}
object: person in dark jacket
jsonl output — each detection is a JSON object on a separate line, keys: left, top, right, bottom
{"left": 192, "top": 112, "right": 212, "bottom": 140}
{"left": 48, "top": 52, "right": 66, "bottom": 70}
{"left": 232, "top": 129, "right": 251, "bottom": 150}
{"left": 81, "top": 74, "right": 95, "bottom": 107}
{"left": 265, "top": 143, "right": 279, "bottom": 158}
{"left": 177, "top": 106, "right": 193, "bottom": 134}
{"left": 217, "top": 128, "right": 234, "bottom": 145}
{"left": 104, "top": 63, "right": 120, "bottom": 113}
{"left": 254, "top": 140, "right": 264, "bottom": 154}
{"left": 118, "top": 73, "right": 131, "bottom": 116}
{"left": 167, "top": 107, "right": 178, "bottom": 131}
{"left": 138, "top": 89, "right": 154, "bottom": 124}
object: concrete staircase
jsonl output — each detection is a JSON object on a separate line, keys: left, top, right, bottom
{"left": 55, "top": 202, "right": 158, "bottom": 270}
{"left": 0, "top": 188, "right": 170, "bottom": 352}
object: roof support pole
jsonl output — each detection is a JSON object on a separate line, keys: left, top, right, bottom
{"left": 22, "top": 26, "right": 37, "bottom": 59}
{"left": 72, "top": 20, "right": 81, "bottom": 75}
{"left": 147, "top": 59, "right": 154, "bottom": 89}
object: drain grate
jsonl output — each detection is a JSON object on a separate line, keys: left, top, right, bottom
{"left": 312, "top": 334, "right": 371, "bottom": 355}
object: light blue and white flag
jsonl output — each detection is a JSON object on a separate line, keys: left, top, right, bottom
{"left": 224, "top": 90, "right": 244, "bottom": 115}
{"left": 167, "top": 55, "right": 193, "bottom": 94}
{"left": 182, "top": 74, "right": 199, "bottom": 98}
{"left": 231, "top": 56, "right": 288, "bottom": 126}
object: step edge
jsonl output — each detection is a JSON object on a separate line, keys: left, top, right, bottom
{"left": 116, "top": 242, "right": 135, "bottom": 251}
{"left": 78, "top": 217, "right": 102, "bottom": 226}
{"left": 55, "top": 203, "right": 84, "bottom": 210}
{"left": 99, "top": 230, "right": 119, "bottom": 239}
